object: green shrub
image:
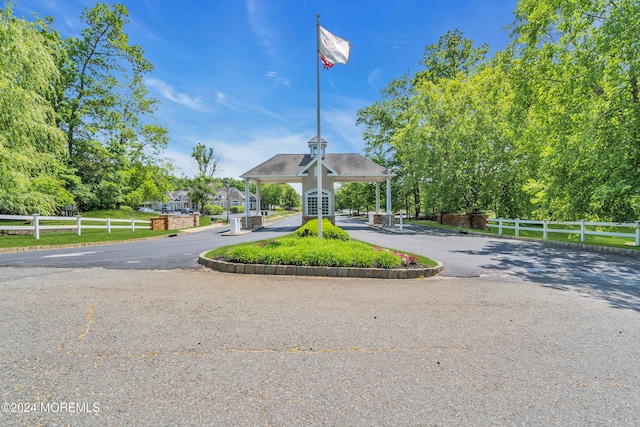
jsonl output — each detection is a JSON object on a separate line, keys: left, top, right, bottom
{"left": 119, "top": 206, "right": 133, "bottom": 211}
{"left": 225, "top": 245, "right": 261, "bottom": 264}
{"left": 296, "top": 219, "right": 349, "bottom": 240}
{"left": 224, "top": 237, "right": 411, "bottom": 268}
{"left": 229, "top": 206, "right": 245, "bottom": 213}
{"left": 205, "top": 204, "right": 223, "bottom": 215}
{"left": 373, "top": 251, "right": 403, "bottom": 268}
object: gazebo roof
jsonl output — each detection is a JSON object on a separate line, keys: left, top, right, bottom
{"left": 240, "top": 153, "right": 392, "bottom": 184}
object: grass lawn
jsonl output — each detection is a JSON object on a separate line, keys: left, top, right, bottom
{"left": 407, "top": 219, "right": 639, "bottom": 251}
{"left": 0, "top": 228, "right": 176, "bottom": 248}
{"left": 204, "top": 233, "right": 439, "bottom": 268}
{"left": 0, "top": 208, "right": 211, "bottom": 248}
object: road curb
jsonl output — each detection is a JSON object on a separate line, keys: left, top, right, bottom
{"left": 197, "top": 251, "right": 444, "bottom": 279}
{"left": 0, "top": 233, "right": 179, "bottom": 253}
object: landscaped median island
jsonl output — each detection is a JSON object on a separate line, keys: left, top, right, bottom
{"left": 198, "top": 219, "right": 443, "bottom": 279}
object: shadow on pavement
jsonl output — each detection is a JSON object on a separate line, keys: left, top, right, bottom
{"left": 253, "top": 224, "right": 299, "bottom": 233}
{"left": 455, "top": 240, "right": 640, "bottom": 313}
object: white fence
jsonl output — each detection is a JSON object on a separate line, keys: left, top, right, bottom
{"left": 487, "top": 218, "right": 640, "bottom": 246}
{"left": 0, "top": 214, "right": 151, "bottom": 240}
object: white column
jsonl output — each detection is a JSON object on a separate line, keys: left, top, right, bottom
{"left": 386, "top": 177, "right": 392, "bottom": 227}
{"left": 244, "top": 178, "right": 250, "bottom": 228}
{"left": 375, "top": 182, "right": 380, "bottom": 214}
{"left": 256, "top": 183, "right": 261, "bottom": 214}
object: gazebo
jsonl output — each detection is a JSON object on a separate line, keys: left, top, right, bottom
{"left": 240, "top": 136, "right": 394, "bottom": 228}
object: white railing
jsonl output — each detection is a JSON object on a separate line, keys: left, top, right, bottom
{"left": 0, "top": 214, "right": 151, "bottom": 240}
{"left": 487, "top": 218, "right": 640, "bottom": 246}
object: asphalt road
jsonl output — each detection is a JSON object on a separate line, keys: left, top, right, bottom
{"left": 1, "top": 215, "right": 639, "bottom": 425}
{"left": 2, "top": 215, "right": 639, "bottom": 301}
{"left": 0, "top": 215, "right": 305, "bottom": 270}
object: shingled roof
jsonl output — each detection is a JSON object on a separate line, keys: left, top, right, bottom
{"left": 241, "top": 153, "right": 391, "bottom": 183}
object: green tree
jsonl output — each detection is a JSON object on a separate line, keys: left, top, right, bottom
{"left": 335, "top": 183, "right": 376, "bottom": 214}
{"left": 259, "top": 184, "right": 284, "bottom": 209}
{"left": 0, "top": 3, "right": 73, "bottom": 214}
{"left": 511, "top": 0, "right": 640, "bottom": 220}
{"left": 217, "top": 177, "right": 255, "bottom": 194}
{"left": 53, "top": 3, "right": 168, "bottom": 211}
{"left": 282, "top": 185, "right": 301, "bottom": 209}
{"left": 189, "top": 143, "right": 220, "bottom": 213}
{"left": 357, "top": 74, "right": 423, "bottom": 217}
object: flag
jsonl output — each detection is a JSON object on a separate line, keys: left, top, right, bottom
{"left": 318, "top": 25, "right": 350, "bottom": 70}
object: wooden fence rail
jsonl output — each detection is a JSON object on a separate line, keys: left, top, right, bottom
{"left": 487, "top": 218, "right": 640, "bottom": 246}
{"left": 0, "top": 215, "right": 151, "bottom": 240}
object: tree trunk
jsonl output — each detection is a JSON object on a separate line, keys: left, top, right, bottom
{"left": 413, "top": 185, "right": 420, "bottom": 218}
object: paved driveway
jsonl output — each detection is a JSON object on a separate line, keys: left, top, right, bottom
{"left": 336, "top": 216, "right": 640, "bottom": 312}
{"left": 1, "top": 267, "right": 639, "bottom": 426}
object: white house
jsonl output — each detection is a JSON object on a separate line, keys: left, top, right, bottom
{"left": 212, "top": 186, "right": 256, "bottom": 210}
{"left": 144, "top": 187, "right": 257, "bottom": 212}
{"left": 143, "top": 189, "right": 195, "bottom": 212}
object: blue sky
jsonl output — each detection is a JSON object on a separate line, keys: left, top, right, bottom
{"left": 15, "top": 0, "right": 518, "bottom": 180}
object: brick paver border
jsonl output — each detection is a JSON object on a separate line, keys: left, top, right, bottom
{"left": 198, "top": 252, "right": 443, "bottom": 279}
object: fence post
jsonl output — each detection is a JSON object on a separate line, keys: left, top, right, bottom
{"left": 498, "top": 218, "right": 503, "bottom": 235}
{"left": 107, "top": 218, "right": 111, "bottom": 233}
{"left": 543, "top": 220, "right": 548, "bottom": 240}
{"left": 515, "top": 218, "right": 520, "bottom": 236}
{"left": 76, "top": 215, "right": 82, "bottom": 236}
{"left": 131, "top": 218, "right": 135, "bottom": 232}
{"left": 580, "top": 219, "right": 586, "bottom": 242}
{"left": 636, "top": 221, "right": 640, "bottom": 246}
{"left": 33, "top": 214, "right": 40, "bottom": 240}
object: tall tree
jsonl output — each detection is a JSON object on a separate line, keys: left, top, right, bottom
{"left": 259, "top": 184, "right": 284, "bottom": 210}
{"left": 0, "top": 3, "right": 72, "bottom": 214}
{"left": 282, "top": 185, "right": 301, "bottom": 209}
{"left": 511, "top": 0, "right": 640, "bottom": 220}
{"left": 189, "top": 143, "right": 220, "bottom": 213}
{"left": 59, "top": 3, "right": 152, "bottom": 157}
{"left": 357, "top": 74, "right": 423, "bottom": 217}
{"left": 54, "top": 3, "right": 168, "bottom": 210}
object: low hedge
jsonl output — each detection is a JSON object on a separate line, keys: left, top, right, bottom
{"left": 225, "top": 237, "right": 404, "bottom": 268}
{"left": 205, "top": 204, "right": 224, "bottom": 215}
{"left": 296, "top": 219, "right": 349, "bottom": 241}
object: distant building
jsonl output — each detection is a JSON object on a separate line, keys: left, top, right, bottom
{"left": 143, "top": 187, "right": 256, "bottom": 212}
{"left": 142, "top": 189, "right": 194, "bottom": 212}
{"left": 212, "top": 186, "right": 256, "bottom": 210}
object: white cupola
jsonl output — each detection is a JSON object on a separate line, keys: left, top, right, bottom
{"left": 308, "top": 136, "right": 327, "bottom": 159}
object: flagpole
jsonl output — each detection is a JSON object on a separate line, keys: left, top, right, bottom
{"left": 316, "top": 14, "right": 323, "bottom": 239}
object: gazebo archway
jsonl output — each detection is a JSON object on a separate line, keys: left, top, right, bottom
{"left": 240, "top": 136, "right": 394, "bottom": 229}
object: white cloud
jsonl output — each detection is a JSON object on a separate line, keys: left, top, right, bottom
{"left": 145, "top": 78, "right": 209, "bottom": 112}
{"left": 214, "top": 90, "right": 282, "bottom": 119}
{"left": 214, "top": 91, "right": 244, "bottom": 112}
{"left": 246, "top": 0, "right": 277, "bottom": 57}
{"left": 163, "top": 147, "right": 196, "bottom": 178}
{"left": 166, "top": 129, "right": 309, "bottom": 181}
{"left": 367, "top": 68, "right": 384, "bottom": 91}
{"left": 265, "top": 71, "right": 290, "bottom": 86}
{"left": 217, "top": 131, "right": 309, "bottom": 177}
{"left": 323, "top": 108, "right": 364, "bottom": 153}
